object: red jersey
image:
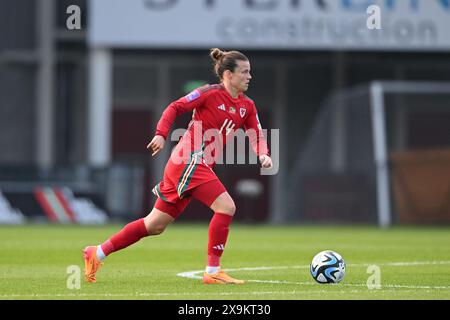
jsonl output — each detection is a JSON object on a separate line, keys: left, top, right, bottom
{"left": 155, "top": 84, "right": 269, "bottom": 167}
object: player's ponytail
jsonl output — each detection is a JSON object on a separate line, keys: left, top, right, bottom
{"left": 210, "top": 48, "right": 248, "bottom": 81}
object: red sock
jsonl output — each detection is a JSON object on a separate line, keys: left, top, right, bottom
{"left": 100, "top": 218, "right": 148, "bottom": 256}
{"left": 207, "top": 213, "right": 233, "bottom": 267}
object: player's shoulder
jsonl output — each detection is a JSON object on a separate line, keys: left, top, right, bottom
{"left": 198, "top": 83, "right": 225, "bottom": 95}
{"left": 184, "top": 84, "right": 223, "bottom": 102}
{"left": 242, "top": 94, "right": 254, "bottom": 103}
{"left": 242, "top": 94, "right": 256, "bottom": 107}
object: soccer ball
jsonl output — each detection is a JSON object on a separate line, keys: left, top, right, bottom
{"left": 310, "top": 250, "right": 346, "bottom": 284}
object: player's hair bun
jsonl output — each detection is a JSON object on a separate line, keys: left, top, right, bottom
{"left": 210, "top": 48, "right": 224, "bottom": 61}
{"left": 210, "top": 48, "right": 248, "bottom": 80}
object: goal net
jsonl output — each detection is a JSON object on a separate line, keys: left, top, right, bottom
{"left": 289, "top": 81, "right": 450, "bottom": 226}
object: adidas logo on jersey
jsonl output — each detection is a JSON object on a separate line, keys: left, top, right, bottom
{"left": 213, "top": 244, "right": 225, "bottom": 251}
{"left": 217, "top": 104, "right": 226, "bottom": 111}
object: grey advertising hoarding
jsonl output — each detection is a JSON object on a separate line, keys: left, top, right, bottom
{"left": 89, "top": 0, "right": 450, "bottom": 51}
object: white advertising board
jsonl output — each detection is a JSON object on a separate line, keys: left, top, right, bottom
{"left": 89, "top": 0, "right": 450, "bottom": 51}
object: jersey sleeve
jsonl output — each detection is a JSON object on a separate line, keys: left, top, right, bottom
{"left": 244, "top": 103, "right": 269, "bottom": 157}
{"left": 155, "top": 85, "right": 211, "bottom": 139}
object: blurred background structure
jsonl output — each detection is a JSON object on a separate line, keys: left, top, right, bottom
{"left": 0, "top": 0, "right": 449, "bottom": 226}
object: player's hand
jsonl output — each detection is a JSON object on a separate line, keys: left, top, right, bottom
{"left": 147, "top": 135, "right": 165, "bottom": 156}
{"left": 259, "top": 154, "right": 273, "bottom": 169}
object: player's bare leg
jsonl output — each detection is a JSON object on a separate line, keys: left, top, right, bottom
{"left": 143, "top": 208, "right": 175, "bottom": 235}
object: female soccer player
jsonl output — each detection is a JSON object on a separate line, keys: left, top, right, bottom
{"left": 84, "top": 48, "right": 273, "bottom": 284}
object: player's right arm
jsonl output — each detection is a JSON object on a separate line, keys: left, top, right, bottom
{"left": 147, "top": 135, "right": 166, "bottom": 157}
{"left": 147, "top": 85, "right": 211, "bottom": 156}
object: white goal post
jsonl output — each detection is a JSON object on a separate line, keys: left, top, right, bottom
{"left": 370, "top": 81, "right": 450, "bottom": 227}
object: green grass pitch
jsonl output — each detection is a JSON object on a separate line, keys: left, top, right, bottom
{"left": 0, "top": 223, "right": 449, "bottom": 300}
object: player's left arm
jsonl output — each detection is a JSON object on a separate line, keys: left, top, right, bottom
{"left": 244, "top": 104, "right": 272, "bottom": 169}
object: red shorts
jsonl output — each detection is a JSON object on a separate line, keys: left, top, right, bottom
{"left": 152, "top": 156, "right": 227, "bottom": 219}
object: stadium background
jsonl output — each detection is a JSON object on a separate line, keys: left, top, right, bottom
{"left": 1, "top": 0, "right": 449, "bottom": 227}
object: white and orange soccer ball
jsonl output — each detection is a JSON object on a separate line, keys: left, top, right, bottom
{"left": 310, "top": 250, "right": 346, "bottom": 284}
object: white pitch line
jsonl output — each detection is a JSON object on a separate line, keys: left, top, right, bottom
{"left": 246, "top": 279, "right": 450, "bottom": 290}
{"left": 178, "top": 260, "right": 450, "bottom": 279}
{"left": 0, "top": 289, "right": 443, "bottom": 299}
{"left": 177, "top": 260, "right": 450, "bottom": 290}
